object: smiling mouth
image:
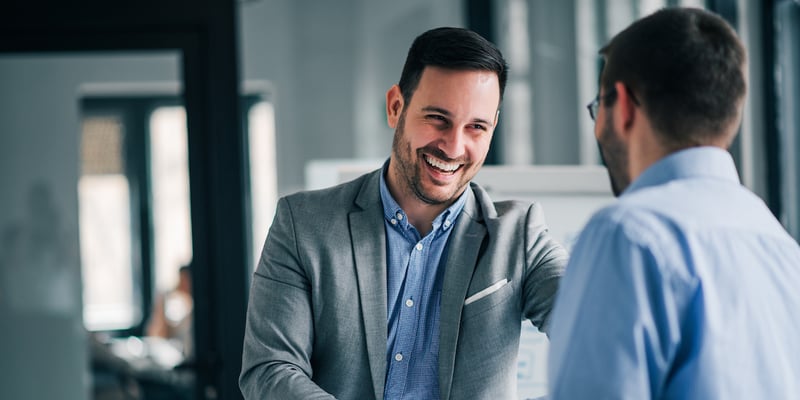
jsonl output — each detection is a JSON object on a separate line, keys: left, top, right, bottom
{"left": 424, "top": 154, "right": 463, "bottom": 173}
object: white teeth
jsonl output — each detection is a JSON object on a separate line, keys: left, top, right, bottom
{"left": 425, "top": 155, "right": 460, "bottom": 172}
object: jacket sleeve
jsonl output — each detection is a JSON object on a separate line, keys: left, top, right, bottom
{"left": 239, "top": 197, "right": 336, "bottom": 400}
{"left": 521, "top": 202, "right": 569, "bottom": 336}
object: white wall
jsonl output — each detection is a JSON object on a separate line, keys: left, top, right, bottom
{"left": 0, "top": 52, "right": 179, "bottom": 400}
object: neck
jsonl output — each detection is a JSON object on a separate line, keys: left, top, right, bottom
{"left": 385, "top": 169, "right": 452, "bottom": 237}
{"left": 628, "top": 126, "right": 670, "bottom": 183}
{"left": 403, "top": 202, "right": 448, "bottom": 237}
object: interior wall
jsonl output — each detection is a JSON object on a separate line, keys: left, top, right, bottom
{"left": 0, "top": 53, "right": 179, "bottom": 399}
{"left": 238, "top": 0, "right": 297, "bottom": 194}
{"left": 239, "top": 0, "right": 360, "bottom": 195}
{"left": 239, "top": 0, "right": 464, "bottom": 195}
{"left": 528, "top": 1, "right": 580, "bottom": 164}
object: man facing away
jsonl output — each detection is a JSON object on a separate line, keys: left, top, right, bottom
{"left": 548, "top": 7, "right": 800, "bottom": 399}
{"left": 240, "top": 27, "right": 567, "bottom": 399}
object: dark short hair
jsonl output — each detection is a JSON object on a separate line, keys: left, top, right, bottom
{"left": 600, "top": 7, "right": 746, "bottom": 148}
{"left": 398, "top": 27, "right": 509, "bottom": 105}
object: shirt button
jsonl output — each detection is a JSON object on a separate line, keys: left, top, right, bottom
{"left": 396, "top": 213, "right": 404, "bottom": 220}
{"left": 405, "top": 299, "right": 414, "bottom": 307}
{"left": 415, "top": 243, "right": 423, "bottom": 251}
{"left": 390, "top": 218, "right": 397, "bottom": 225}
{"left": 395, "top": 353, "right": 403, "bottom": 362}
{"left": 444, "top": 220, "right": 451, "bottom": 227}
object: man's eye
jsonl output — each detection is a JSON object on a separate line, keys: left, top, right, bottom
{"left": 470, "top": 124, "right": 487, "bottom": 131}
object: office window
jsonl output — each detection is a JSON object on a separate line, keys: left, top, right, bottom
{"left": 78, "top": 91, "right": 277, "bottom": 331}
{"left": 79, "top": 115, "right": 138, "bottom": 331}
{"left": 149, "top": 106, "right": 193, "bottom": 293}
{"left": 495, "top": 0, "right": 706, "bottom": 167}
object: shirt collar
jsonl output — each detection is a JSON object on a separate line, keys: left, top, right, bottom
{"left": 624, "top": 146, "right": 741, "bottom": 196}
{"left": 379, "top": 159, "right": 468, "bottom": 234}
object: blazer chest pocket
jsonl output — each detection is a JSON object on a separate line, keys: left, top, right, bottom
{"left": 461, "top": 279, "right": 513, "bottom": 321}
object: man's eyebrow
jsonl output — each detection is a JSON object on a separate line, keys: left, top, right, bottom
{"left": 471, "top": 117, "right": 494, "bottom": 127}
{"left": 421, "top": 106, "right": 494, "bottom": 127}
{"left": 421, "top": 106, "right": 451, "bottom": 116}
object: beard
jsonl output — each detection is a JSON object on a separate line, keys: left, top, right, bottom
{"left": 597, "top": 112, "right": 631, "bottom": 197}
{"left": 390, "top": 112, "right": 474, "bottom": 206}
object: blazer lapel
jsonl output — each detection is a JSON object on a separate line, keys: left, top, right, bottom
{"left": 349, "top": 171, "right": 388, "bottom": 400}
{"left": 438, "top": 188, "right": 486, "bottom": 400}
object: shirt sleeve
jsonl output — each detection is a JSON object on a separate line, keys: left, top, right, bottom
{"left": 547, "top": 209, "right": 692, "bottom": 399}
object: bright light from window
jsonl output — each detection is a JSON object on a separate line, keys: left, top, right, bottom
{"left": 248, "top": 100, "right": 278, "bottom": 269}
{"left": 79, "top": 115, "right": 138, "bottom": 331}
{"left": 149, "top": 107, "right": 193, "bottom": 293}
{"left": 80, "top": 175, "right": 136, "bottom": 330}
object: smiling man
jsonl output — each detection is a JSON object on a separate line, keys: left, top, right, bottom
{"left": 240, "top": 27, "right": 567, "bottom": 400}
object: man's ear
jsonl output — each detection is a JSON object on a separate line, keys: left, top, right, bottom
{"left": 612, "top": 81, "right": 637, "bottom": 137}
{"left": 386, "top": 85, "right": 404, "bottom": 129}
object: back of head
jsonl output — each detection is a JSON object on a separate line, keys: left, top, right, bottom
{"left": 398, "top": 27, "right": 509, "bottom": 104}
{"left": 600, "top": 7, "right": 747, "bottom": 149}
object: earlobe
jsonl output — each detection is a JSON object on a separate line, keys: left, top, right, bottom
{"left": 385, "top": 85, "right": 404, "bottom": 129}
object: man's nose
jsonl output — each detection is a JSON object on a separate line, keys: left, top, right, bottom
{"left": 438, "top": 126, "right": 466, "bottom": 158}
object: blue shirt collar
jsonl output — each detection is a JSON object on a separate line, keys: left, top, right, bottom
{"left": 624, "top": 146, "right": 741, "bottom": 196}
{"left": 378, "top": 159, "right": 468, "bottom": 235}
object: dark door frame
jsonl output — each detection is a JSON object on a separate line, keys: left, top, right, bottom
{"left": 1, "top": 1, "right": 249, "bottom": 399}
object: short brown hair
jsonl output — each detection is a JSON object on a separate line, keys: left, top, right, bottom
{"left": 600, "top": 7, "right": 747, "bottom": 148}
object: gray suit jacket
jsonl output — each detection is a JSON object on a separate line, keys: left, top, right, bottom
{"left": 240, "top": 169, "right": 567, "bottom": 399}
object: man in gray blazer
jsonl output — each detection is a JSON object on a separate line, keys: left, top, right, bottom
{"left": 240, "top": 27, "right": 567, "bottom": 400}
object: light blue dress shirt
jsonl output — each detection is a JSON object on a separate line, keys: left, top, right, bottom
{"left": 548, "top": 147, "right": 800, "bottom": 399}
{"left": 380, "top": 168, "right": 467, "bottom": 400}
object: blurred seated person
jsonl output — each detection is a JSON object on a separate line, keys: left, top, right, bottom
{"left": 146, "top": 264, "right": 193, "bottom": 360}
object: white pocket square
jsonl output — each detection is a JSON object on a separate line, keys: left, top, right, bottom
{"left": 464, "top": 278, "right": 509, "bottom": 305}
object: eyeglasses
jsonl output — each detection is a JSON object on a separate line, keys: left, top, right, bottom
{"left": 586, "top": 86, "right": 640, "bottom": 121}
{"left": 586, "top": 88, "right": 617, "bottom": 121}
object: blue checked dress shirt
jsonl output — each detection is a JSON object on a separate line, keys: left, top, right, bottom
{"left": 379, "top": 169, "right": 467, "bottom": 400}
